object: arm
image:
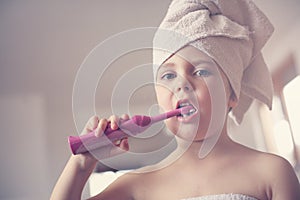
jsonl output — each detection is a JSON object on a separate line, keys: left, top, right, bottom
{"left": 269, "top": 155, "right": 300, "bottom": 200}
{"left": 50, "top": 115, "right": 130, "bottom": 200}
{"left": 50, "top": 154, "right": 97, "bottom": 200}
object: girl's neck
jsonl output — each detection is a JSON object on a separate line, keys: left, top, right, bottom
{"left": 174, "top": 126, "right": 234, "bottom": 164}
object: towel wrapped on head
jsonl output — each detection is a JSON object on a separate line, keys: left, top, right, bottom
{"left": 153, "top": 0, "right": 274, "bottom": 124}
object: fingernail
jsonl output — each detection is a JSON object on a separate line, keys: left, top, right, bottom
{"left": 114, "top": 139, "right": 121, "bottom": 145}
{"left": 112, "top": 123, "right": 118, "bottom": 130}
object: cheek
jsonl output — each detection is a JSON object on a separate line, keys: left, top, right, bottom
{"left": 195, "top": 84, "right": 211, "bottom": 114}
{"left": 194, "top": 85, "right": 212, "bottom": 133}
{"left": 199, "top": 76, "right": 228, "bottom": 138}
{"left": 155, "top": 85, "right": 173, "bottom": 110}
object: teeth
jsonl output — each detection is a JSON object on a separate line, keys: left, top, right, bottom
{"left": 179, "top": 102, "right": 190, "bottom": 107}
{"left": 178, "top": 102, "right": 197, "bottom": 118}
{"left": 180, "top": 108, "right": 196, "bottom": 117}
{"left": 182, "top": 109, "right": 196, "bottom": 117}
{"left": 189, "top": 108, "right": 196, "bottom": 113}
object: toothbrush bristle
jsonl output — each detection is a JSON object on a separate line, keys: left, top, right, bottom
{"left": 179, "top": 105, "right": 194, "bottom": 115}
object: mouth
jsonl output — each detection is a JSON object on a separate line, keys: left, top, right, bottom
{"left": 176, "top": 100, "right": 197, "bottom": 118}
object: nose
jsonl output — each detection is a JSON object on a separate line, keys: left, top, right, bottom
{"left": 175, "top": 76, "right": 192, "bottom": 93}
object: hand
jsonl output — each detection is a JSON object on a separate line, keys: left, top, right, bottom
{"left": 88, "top": 114, "right": 130, "bottom": 150}
{"left": 75, "top": 114, "right": 130, "bottom": 169}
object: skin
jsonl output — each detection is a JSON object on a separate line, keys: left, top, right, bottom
{"left": 51, "top": 46, "right": 300, "bottom": 200}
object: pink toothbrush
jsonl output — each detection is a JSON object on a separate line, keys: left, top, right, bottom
{"left": 68, "top": 106, "right": 193, "bottom": 155}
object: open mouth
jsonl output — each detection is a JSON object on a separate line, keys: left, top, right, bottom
{"left": 176, "top": 101, "right": 197, "bottom": 118}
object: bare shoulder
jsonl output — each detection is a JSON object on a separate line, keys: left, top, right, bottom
{"left": 256, "top": 152, "right": 300, "bottom": 199}
{"left": 235, "top": 144, "right": 300, "bottom": 199}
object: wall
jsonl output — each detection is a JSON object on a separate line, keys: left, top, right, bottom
{"left": 0, "top": 1, "right": 171, "bottom": 199}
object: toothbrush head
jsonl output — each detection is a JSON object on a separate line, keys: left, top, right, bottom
{"left": 179, "top": 105, "right": 194, "bottom": 115}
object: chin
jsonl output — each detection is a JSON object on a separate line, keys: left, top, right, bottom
{"left": 167, "top": 122, "right": 206, "bottom": 141}
{"left": 167, "top": 124, "right": 210, "bottom": 142}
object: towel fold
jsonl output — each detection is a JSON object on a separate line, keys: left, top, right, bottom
{"left": 153, "top": 0, "right": 274, "bottom": 123}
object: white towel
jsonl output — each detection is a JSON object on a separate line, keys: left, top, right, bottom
{"left": 153, "top": 0, "right": 274, "bottom": 124}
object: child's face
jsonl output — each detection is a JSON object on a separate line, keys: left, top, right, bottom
{"left": 155, "top": 46, "right": 233, "bottom": 141}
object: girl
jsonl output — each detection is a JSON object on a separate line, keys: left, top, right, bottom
{"left": 51, "top": 0, "right": 300, "bottom": 199}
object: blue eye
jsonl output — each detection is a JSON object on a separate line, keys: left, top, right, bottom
{"left": 194, "top": 69, "right": 211, "bottom": 77}
{"left": 161, "top": 73, "right": 176, "bottom": 80}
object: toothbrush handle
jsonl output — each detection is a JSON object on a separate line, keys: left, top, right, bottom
{"left": 68, "top": 107, "right": 191, "bottom": 155}
{"left": 68, "top": 123, "right": 128, "bottom": 155}
{"left": 68, "top": 115, "right": 152, "bottom": 155}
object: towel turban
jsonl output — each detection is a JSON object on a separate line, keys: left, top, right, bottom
{"left": 153, "top": 0, "right": 274, "bottom": 124}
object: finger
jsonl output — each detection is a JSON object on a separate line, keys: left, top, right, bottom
{"left": 119, "top": 138, "right": 129, "bottom": 151}
{"left": 95, "top": 118, "right": 108, "bottom": 137}
{"left": 113, "top": 138, "right": 129, "bottom": 149}
{"left": 82, "top": 116, "right": 99, "bottom": 135}
{"left": 88, "top": 115, "right": 100, "bottom": 130}
{"left": 108, "top": 115, "right": 119, "bottom": 130}
{"left": 121, "top": 114, "right": 130, "bottom": 121}
{"left": 113, "top": 139, "right": 121, "bottom": 146}
{"left": 109, "top": 139, "right": 129, "bottom": 156}
{"left": 90, "top": 138, "right": 129, "bottom": 160}
{"left": 117, "top": 114, "right": 130, "bottom": 126}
